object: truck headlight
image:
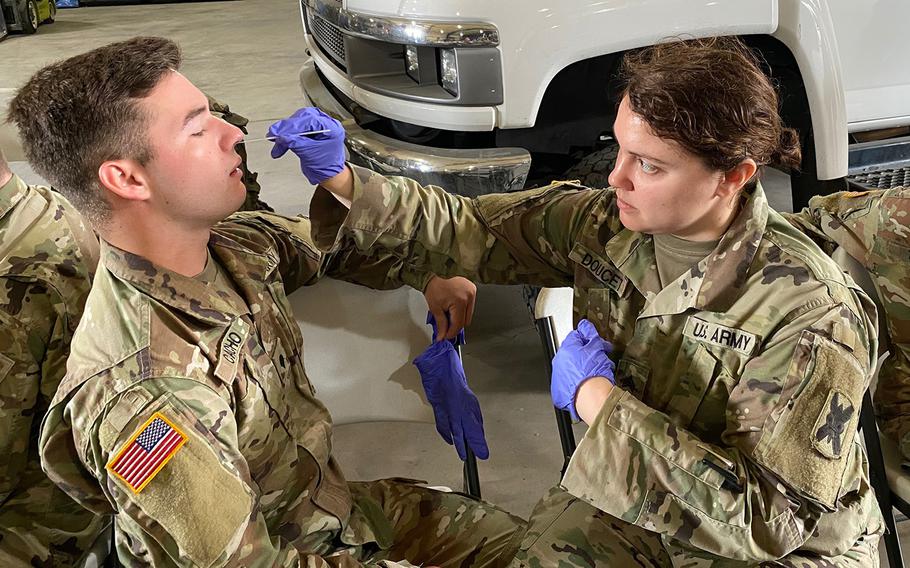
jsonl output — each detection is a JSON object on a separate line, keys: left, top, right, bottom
{"left": 439, "top": 48, "right": 458, "bottom": 96}
{"left": 405, "top": 45, "right": 420, "bottom": 82}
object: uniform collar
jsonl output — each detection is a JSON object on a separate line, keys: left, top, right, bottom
{"left": 100, "top": 230, "right": 277, "bottom": 326}
{"left": 606, "top": 182, "right": 769, "bottom": 316}
{"left": 0, "top": 174, "right": 29, "bottom": 220}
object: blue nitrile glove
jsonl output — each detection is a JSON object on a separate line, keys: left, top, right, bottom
{"left": 551, "top": 319, "right": 615, "bottom": 422}
{"left": 412, "top": 313, "right": 488, "bottom": 460}
{"left": 268, "top": 107, "right": 346, "bottom": 185}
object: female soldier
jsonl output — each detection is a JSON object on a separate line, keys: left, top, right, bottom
{"left": 272, "top": 38, "right": 883, "bottom": 566}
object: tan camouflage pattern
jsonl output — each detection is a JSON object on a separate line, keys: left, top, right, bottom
{"left": 0, "top": 175, "right": 107, "bottom": 566}
{"left": 309, "top": 165, "right": 884, "bottom": 565}
{"left": 39, "top": 209, "right": 522, "bottom": 566}
{"left": 785, "top": 187, "right": 910, "bottom": 463}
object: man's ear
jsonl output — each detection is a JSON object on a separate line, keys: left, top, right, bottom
{"left": 98, "top": 159, "right": 151, "bottom": 202}
{"left": 717, "top": 159, "right": 758, "bottom": 197}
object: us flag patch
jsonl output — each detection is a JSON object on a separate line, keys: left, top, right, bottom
{"left": 107, "top": 412, "right": 187, "bottom": 493}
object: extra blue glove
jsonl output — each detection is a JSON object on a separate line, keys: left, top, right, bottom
{"left": 551, "top": 319, "right": 615, "bottom": 422}
{"left": 412, "top": 313, "right": 488, "bottom": 460}
{"left": 268, "top": 107, "right": 346, "bottom": 185}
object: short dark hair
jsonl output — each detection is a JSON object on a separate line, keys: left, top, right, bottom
{"left": 621, "top": 37, "right": 801, "bottom": 183}
{"left": 8, "top": 36, "right": 182, "bottom": 225}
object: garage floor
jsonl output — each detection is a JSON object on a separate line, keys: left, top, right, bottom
{"left": 0, "top": 1, "right": 906, "bottom": 565}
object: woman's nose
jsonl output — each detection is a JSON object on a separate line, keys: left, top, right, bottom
{"left": 608, "top": 153, "right": 630, "bottom": 189}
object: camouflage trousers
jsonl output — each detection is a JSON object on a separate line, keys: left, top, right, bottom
{"left": 507, "top": 486, "right": 880, "bottom": 568}
{"left": 325, "top": 479, "right": 525, "bottom": 567}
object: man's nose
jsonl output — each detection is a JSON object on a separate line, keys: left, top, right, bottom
{"left": 226, "top": 124, "right": 245, "bottom": 150}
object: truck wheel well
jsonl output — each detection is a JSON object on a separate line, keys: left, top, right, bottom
{"left": 514, "top": 34, "right": 821, "bottom": 201}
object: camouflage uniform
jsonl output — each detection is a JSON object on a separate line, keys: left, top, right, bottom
{"left": 309, "top": 165, "right": 884, "bottom": 566}
{"left": 39, "top": 210, "right": 523, "bottom": 567}
{"left": 785, "top": 188, "right": 910, "bottom": 461}
{"left": 0, "top": 174, "right": 107, "bottom": 566}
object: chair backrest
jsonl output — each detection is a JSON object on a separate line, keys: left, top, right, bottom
{"left": 534, "top": 287, "right": 574, "bottom": 346}
{"left": 288, "top": 279, "right": 433, "bottom": 425}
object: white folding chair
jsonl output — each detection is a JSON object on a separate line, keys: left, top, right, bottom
{"left": 531, "top": 286, "right": 577, "bottom": 477}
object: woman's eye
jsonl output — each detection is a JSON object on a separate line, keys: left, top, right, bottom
{"left": 191, "top": 129, "right": 206, "bottom": 137}
{"left": 639, "top": 159, "right": 658, "bottom": 174}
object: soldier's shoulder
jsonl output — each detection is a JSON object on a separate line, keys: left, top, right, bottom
{"left": 757, "top": 214, "right": 860, "bottom": 306}
{"left": 0, "top": 183, "right": 97, "bottom": 289}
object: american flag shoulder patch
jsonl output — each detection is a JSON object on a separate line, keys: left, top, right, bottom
{"left": 106, "top": 412, "right": 188, "bottom": 494}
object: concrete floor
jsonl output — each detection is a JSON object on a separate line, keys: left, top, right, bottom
{"left": 1, "top": 1, "right": 907, "bottom": 565}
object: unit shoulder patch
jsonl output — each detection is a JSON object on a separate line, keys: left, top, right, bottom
{"left": 107, "top": 412, "right": 188, "bottom": 493}
{"left": 812, "top": 389, "right": 856, "bottom": 459}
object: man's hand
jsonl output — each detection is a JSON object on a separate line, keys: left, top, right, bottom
{"left": 268, "top": 108, "right": 346, "bottom": 185}
{"left": 413, "top": 315, "right": 488, "bottom": 461}
{"left": 424, "top": 275, "right": 477, "bottom": 342}
{"left": 551, "top": 319, "right": 615, "bottom": 423}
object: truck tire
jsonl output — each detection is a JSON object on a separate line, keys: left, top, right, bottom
{"left": 44, "top": 0, "right": 56, "bottom": 23}
{"left": 21, "top": 0, "right": 39, "bottom": 33}
{"left": 562, "top": 144, "right": 619, "bottom": 188}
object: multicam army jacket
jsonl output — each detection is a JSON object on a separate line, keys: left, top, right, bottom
{"left": 786, "top": 187, "right": 910, "bottom": 461}
{"left": 0, "top": 175, "right": 105, "bottom": 566}
{"left": 310, "top": 165, "right": 884, "bottom": 562}
{"left": 39, "top": 211, "right": 431, "bottom": 567}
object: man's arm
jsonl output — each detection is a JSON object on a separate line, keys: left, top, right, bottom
{"left": 563, "top": 302, "right": 875, "bottom": 561}
{"left": 0, "top": 279, "right": 58, "bottom": 502}
{"left": 42, "top": 378, "right": 417, "bottom": 568}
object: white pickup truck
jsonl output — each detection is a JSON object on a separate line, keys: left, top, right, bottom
{"left": 297, "top": 0, "right": 910, "bottom": 208}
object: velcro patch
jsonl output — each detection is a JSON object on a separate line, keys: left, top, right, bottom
{"left": 812, "top": 389, "right": 856, "bottom": 459}
{"left": 107, "top": 412, "right": 187, "bottom": 493}
{"left": 684, "top": 316, "right": 758, "bottom": 356}
{"left": 569, "top": 244, "right": 627, "bottom": 294}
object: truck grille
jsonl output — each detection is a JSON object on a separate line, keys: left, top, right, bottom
{"left": 849, "top": 167, "right": 910, "bottom": 189}
{"left": 307, "top": 9, "right": 346, "bottom": 69}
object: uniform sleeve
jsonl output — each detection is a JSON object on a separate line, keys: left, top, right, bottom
{"left": 786, "top": 189, "right": 910, "bottom": 460}
{"left": 226, "top": 210, "right": 433, "bottom": 294}
{"left": 64, "top": 378, "right": 415, "bottom": 568}
{"left": 308, "top": 164, "right": 607, "bottom": 287}
{"left": 562, "top": 301, "right": 875, "bottom": 561}
{"left": 0, "top": 279, "right": 59, "bottom": 502}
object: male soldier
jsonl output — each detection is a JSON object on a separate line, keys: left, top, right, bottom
{"left": 10, "top": 37, "right": 522, "bottom": 566}
{"left": 0, "top": 147, "right": 107, "bottom": 565}
{"left": 785, "top": 188, "right": 910, "bottom": 461}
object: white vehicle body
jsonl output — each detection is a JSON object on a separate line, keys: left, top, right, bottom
{"left": 299, "top": 0, "right": 910, "bottom": 200}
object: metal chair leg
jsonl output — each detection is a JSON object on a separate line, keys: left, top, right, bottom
{"left": 860, "top": 391, "right": 904, "bottom": 568}
{"left": 454, "top": 343, "right": 482, "bottom": 499}
{"left": 535, "top": 316, "right": 577, "bottom": 477}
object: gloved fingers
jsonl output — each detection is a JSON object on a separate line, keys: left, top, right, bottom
{"left": 576, "top": 319, "right": 600, "bottom": 341}
{"left": 465, "top": 409, "right": 489, "bottom": 460}
{"left": 269, "top": 140, "right": 289, "bottom": 159}
{"left": 557, "top": 328, "right": 586, "bottom": 352}
{"left": 432, "top": 411, "right": 455, "bottom": 446}
{"left": 451, "top": 417, "right": 468, "bottom": 461}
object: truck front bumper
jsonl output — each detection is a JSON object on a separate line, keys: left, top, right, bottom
{"left": 299, "top": 60, "right": 531, "bottom": 197}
